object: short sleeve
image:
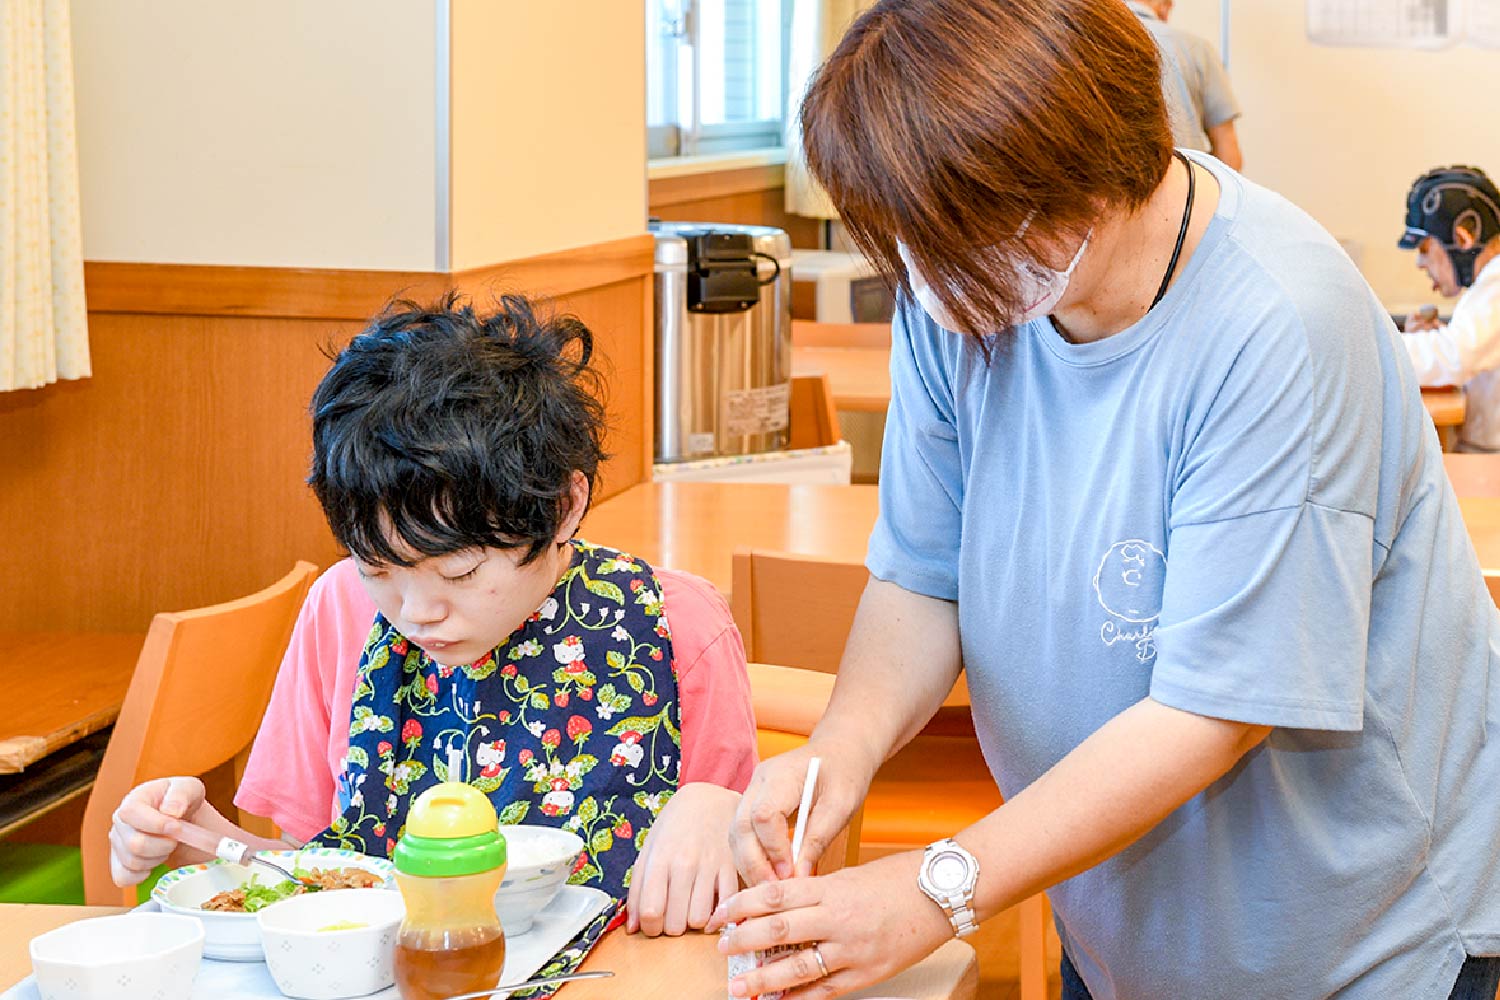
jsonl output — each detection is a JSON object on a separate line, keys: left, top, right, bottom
{"left": 1148, "top": 312, "right": 1376, "bottom": 732}
{"left": 235, "top": 562, "right": 374, "bottom": 842}
{"left": 1150, "top": 504, "right": 1373, "bottom": 730}
{"left": 865, "top": 303, "right": 964, "bottom": 601}
{"left": 658, "top": 570, "right": 757, "bottom": 792}
{"left": 1194, "top": 37, "right": 1241, "bottom": 128}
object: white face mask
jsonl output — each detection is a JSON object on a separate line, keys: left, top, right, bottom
{"left": 898, "top": 231, "right": 1091, "bottom": 331}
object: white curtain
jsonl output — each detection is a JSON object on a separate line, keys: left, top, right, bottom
{"left": 783, "top": 0, "right": 870, "bottom": 221}
{"left": 1, "top": 0, "right": 89, "bottom": 392}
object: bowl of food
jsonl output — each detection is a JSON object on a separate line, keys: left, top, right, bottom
{"left": 30, "top": 912, "right": 203, "bottom": 1000}
{"left": 151, "top": 847, "right": 393, "bottom": 961}
{"left": 257, "top": 888, "right": 405, "bottom": 1000}
{"left": 493, "top": 824, "right": 585, "bottom": 935}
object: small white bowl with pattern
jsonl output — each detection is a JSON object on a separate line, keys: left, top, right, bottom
{"left": 29, "top": 912, "right": 203, "bottom": 1000}
{"left": 256, "top": 888, "right": 405, "bottom": 1000}
{"left": 493, "top": 824, "right": 586, "bottom": 935}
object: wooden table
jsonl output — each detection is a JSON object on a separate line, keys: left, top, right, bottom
{"left": 1444, "top": 453, "right": 1500, "bottom": 498}
{"left": 571, "top": 926, "right": 977, "bottom": 999}
{"left": 791, "top": 346, "right": 890, "bottom": 413}
{"left": 1, "top": 905, "right": 127, "bottom": 986}
{"left": 1439, "top": 455, "right": 1500, "bottom": 569}
{"left": 0, "top": 904, "right": 978, "bottom": 999}
{"left": 1, "top": 633, "right": 142, "bottom": 773}
{"left": 583, "top": 482, "right": 879, "bottom": 597}
{"left": 1458, "top": 497, "right": 1500, "bottom": 570}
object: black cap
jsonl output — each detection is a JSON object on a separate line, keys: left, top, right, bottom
{"left": 1400, "top": 165, "right": 1500, "bottom": 249}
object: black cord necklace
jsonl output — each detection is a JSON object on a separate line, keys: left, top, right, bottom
{"left": 1149, "top": 151, "right": 1196, "bottom": 310}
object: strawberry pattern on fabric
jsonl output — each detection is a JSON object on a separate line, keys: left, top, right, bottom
{"left": 308, "top": 540, "right": 682, "bottom": 996}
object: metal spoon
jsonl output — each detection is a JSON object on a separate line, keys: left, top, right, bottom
{"left": 235, "top": 848, "right": 300, "bottom": 885}
{"left": 441, "top": 970, "right": 614, "bottom": 999}
{"left": 174, "top": 821, "right": 301, "bottom": 885}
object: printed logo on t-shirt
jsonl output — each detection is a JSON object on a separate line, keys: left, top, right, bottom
{"left": 1093, "top": 539, "right": 1167, "bottom": 663}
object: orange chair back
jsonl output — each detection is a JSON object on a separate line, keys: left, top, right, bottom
{"left": 732, "top": 550, "right": 866, "bottom": 674}
{"left": 731, "top": 549, "right": 968, "bottom": 705}
{"left": 747, "top": 662, "right": 860, "bottom": 874}
{"left": 1485, "top": 570, "right": 1500, "bottom": 608}
{"left": 787, "top": 374, "right": 842, "bottom": 452}
{"left": 80, "top": 562, "right": 317, "bottom": 906}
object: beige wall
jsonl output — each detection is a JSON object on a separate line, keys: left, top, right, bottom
{"left": 448, "top": 0, "right": 648, "bottom": 270}
{"left": 71, "top": 0, "right": 439, "bottom": 270}
{"left": 1172, "top": 1, "right": 1500, "bottom": 308}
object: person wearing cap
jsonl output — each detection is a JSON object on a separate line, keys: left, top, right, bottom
{"left": 1400, "top": 165, "right": 1500, "bottom": 451}
{"left": 1127, "top": 0, "right": 1243, "bottom": 169}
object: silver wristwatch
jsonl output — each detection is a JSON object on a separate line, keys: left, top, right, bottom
{"left": 917, "top": 838, "right": 981, "bottom": 938}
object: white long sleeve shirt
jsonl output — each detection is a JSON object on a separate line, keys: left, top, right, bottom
{"left": 1405, "top": 256, "right": 1500, "bottom": 449}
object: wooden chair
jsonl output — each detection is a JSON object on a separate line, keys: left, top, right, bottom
{"left": 734, "top": 550, "right": 1049, "bottom": 1000}
{"left": 78, "top": 562, "right": 318, "bottom": 906}
{"left": 788, "top": 373, "right": 843, "bottom": 452}
{"left": 1485, "top": 569, "right": 1500, "bottom": 608}
{"left": 747, "top": 662, "right": 862, "bottom": 874}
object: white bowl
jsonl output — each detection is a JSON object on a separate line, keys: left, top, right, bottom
{"left": 493, "top": 825, "right": 585, "bottom": 935}
{"left": 30, "top": 912, "right": 203, "bottom": 1000}
{"left": 257, "top": 888, "right": 405, "bottom": 1000}
{"left": 151, "top": 847, "right": 395, "bottom": 961}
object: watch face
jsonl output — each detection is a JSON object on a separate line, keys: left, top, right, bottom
{"left": 929, "top": 851, "right": 969, "bottom": 892}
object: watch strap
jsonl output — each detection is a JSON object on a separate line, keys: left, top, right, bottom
{"left": 937, "top": 890, "right": 979, "bottom": 938}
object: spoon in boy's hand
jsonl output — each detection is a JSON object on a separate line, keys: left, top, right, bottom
{"left": 171, "top": 819, "right": 299, "bottom": 885}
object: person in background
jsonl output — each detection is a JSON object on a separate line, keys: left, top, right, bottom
{"left": 1401, "top": 165, "right": 1500, "bottom": 452}
{"left": 1128, "top": 0, "right": 1243, "bottom": 169}
{"left": 107, "top": 295, "right": 758, "bottom": 974}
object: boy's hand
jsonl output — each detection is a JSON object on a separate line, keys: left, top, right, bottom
{"left": 109, "top": 776, "right": 208, "bottom": 886}
{"left": 625, "top": 782, "right": 741, "bottom": 937}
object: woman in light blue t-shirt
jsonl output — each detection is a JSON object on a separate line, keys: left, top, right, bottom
{"left": 714, "top": 2, "right": 1500, "bottom": 999}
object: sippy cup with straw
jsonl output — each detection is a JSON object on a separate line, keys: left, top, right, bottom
{"left": 392, "top": 770, "right": 509, "bottom": 1000}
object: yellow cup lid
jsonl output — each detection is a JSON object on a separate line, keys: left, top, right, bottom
{"left": 405, "top": 781, "right": 498, "bottom": 839}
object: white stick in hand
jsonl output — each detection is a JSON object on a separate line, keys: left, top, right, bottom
{"left": 788, "top": 757, "right": 821, "bottom": 872}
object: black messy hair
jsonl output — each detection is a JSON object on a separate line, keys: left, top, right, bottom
{"left": 309, "top": 292, "right": 609, "bottom": 567}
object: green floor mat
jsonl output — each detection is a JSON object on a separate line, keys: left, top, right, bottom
{"left": 0, "top": 844, "right": 168, "bottom": 905}
{"left": 0, "top": 843, "right": 83, "bottom": 905}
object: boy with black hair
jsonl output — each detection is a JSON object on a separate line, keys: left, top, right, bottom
{"left": 109, "top": 295, "right": 758, "bottom": 982}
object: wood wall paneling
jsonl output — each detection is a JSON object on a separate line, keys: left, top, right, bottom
{"left": 1, "top": 238, "right": 653, "bottom": 634}
{"left": 648, "top": 164, "right": 822, "bottom": 249}
{"left": 84, "top": 235, "right": 655, "bottom": 320}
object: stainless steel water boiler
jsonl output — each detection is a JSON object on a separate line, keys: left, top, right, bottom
{"left": 651, "top": 221, "right": 792, "bottom": 463}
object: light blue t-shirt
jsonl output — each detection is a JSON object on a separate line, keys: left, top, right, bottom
{"left": 867, "top": 152, "right": 1500, "bottom": 997}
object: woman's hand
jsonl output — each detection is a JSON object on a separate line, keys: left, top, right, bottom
{"left": 626, "top": 781, "right": 742, "bottom": 937}
{"left": 109, "top": 776, "right": 209, "bottom": 886}
{"left": 714, "top": 852, "right": 954, "bottom": 999}
{"left": 730, "top": 739, "right": 877, "bottom": 885}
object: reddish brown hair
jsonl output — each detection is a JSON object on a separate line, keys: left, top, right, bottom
{"left": 801, "top": 0, "right": 1173, "bottom": 334}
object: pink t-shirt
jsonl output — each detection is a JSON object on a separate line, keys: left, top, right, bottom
{"left": 236, "top": 558, "right": 758, "bottom": 842}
